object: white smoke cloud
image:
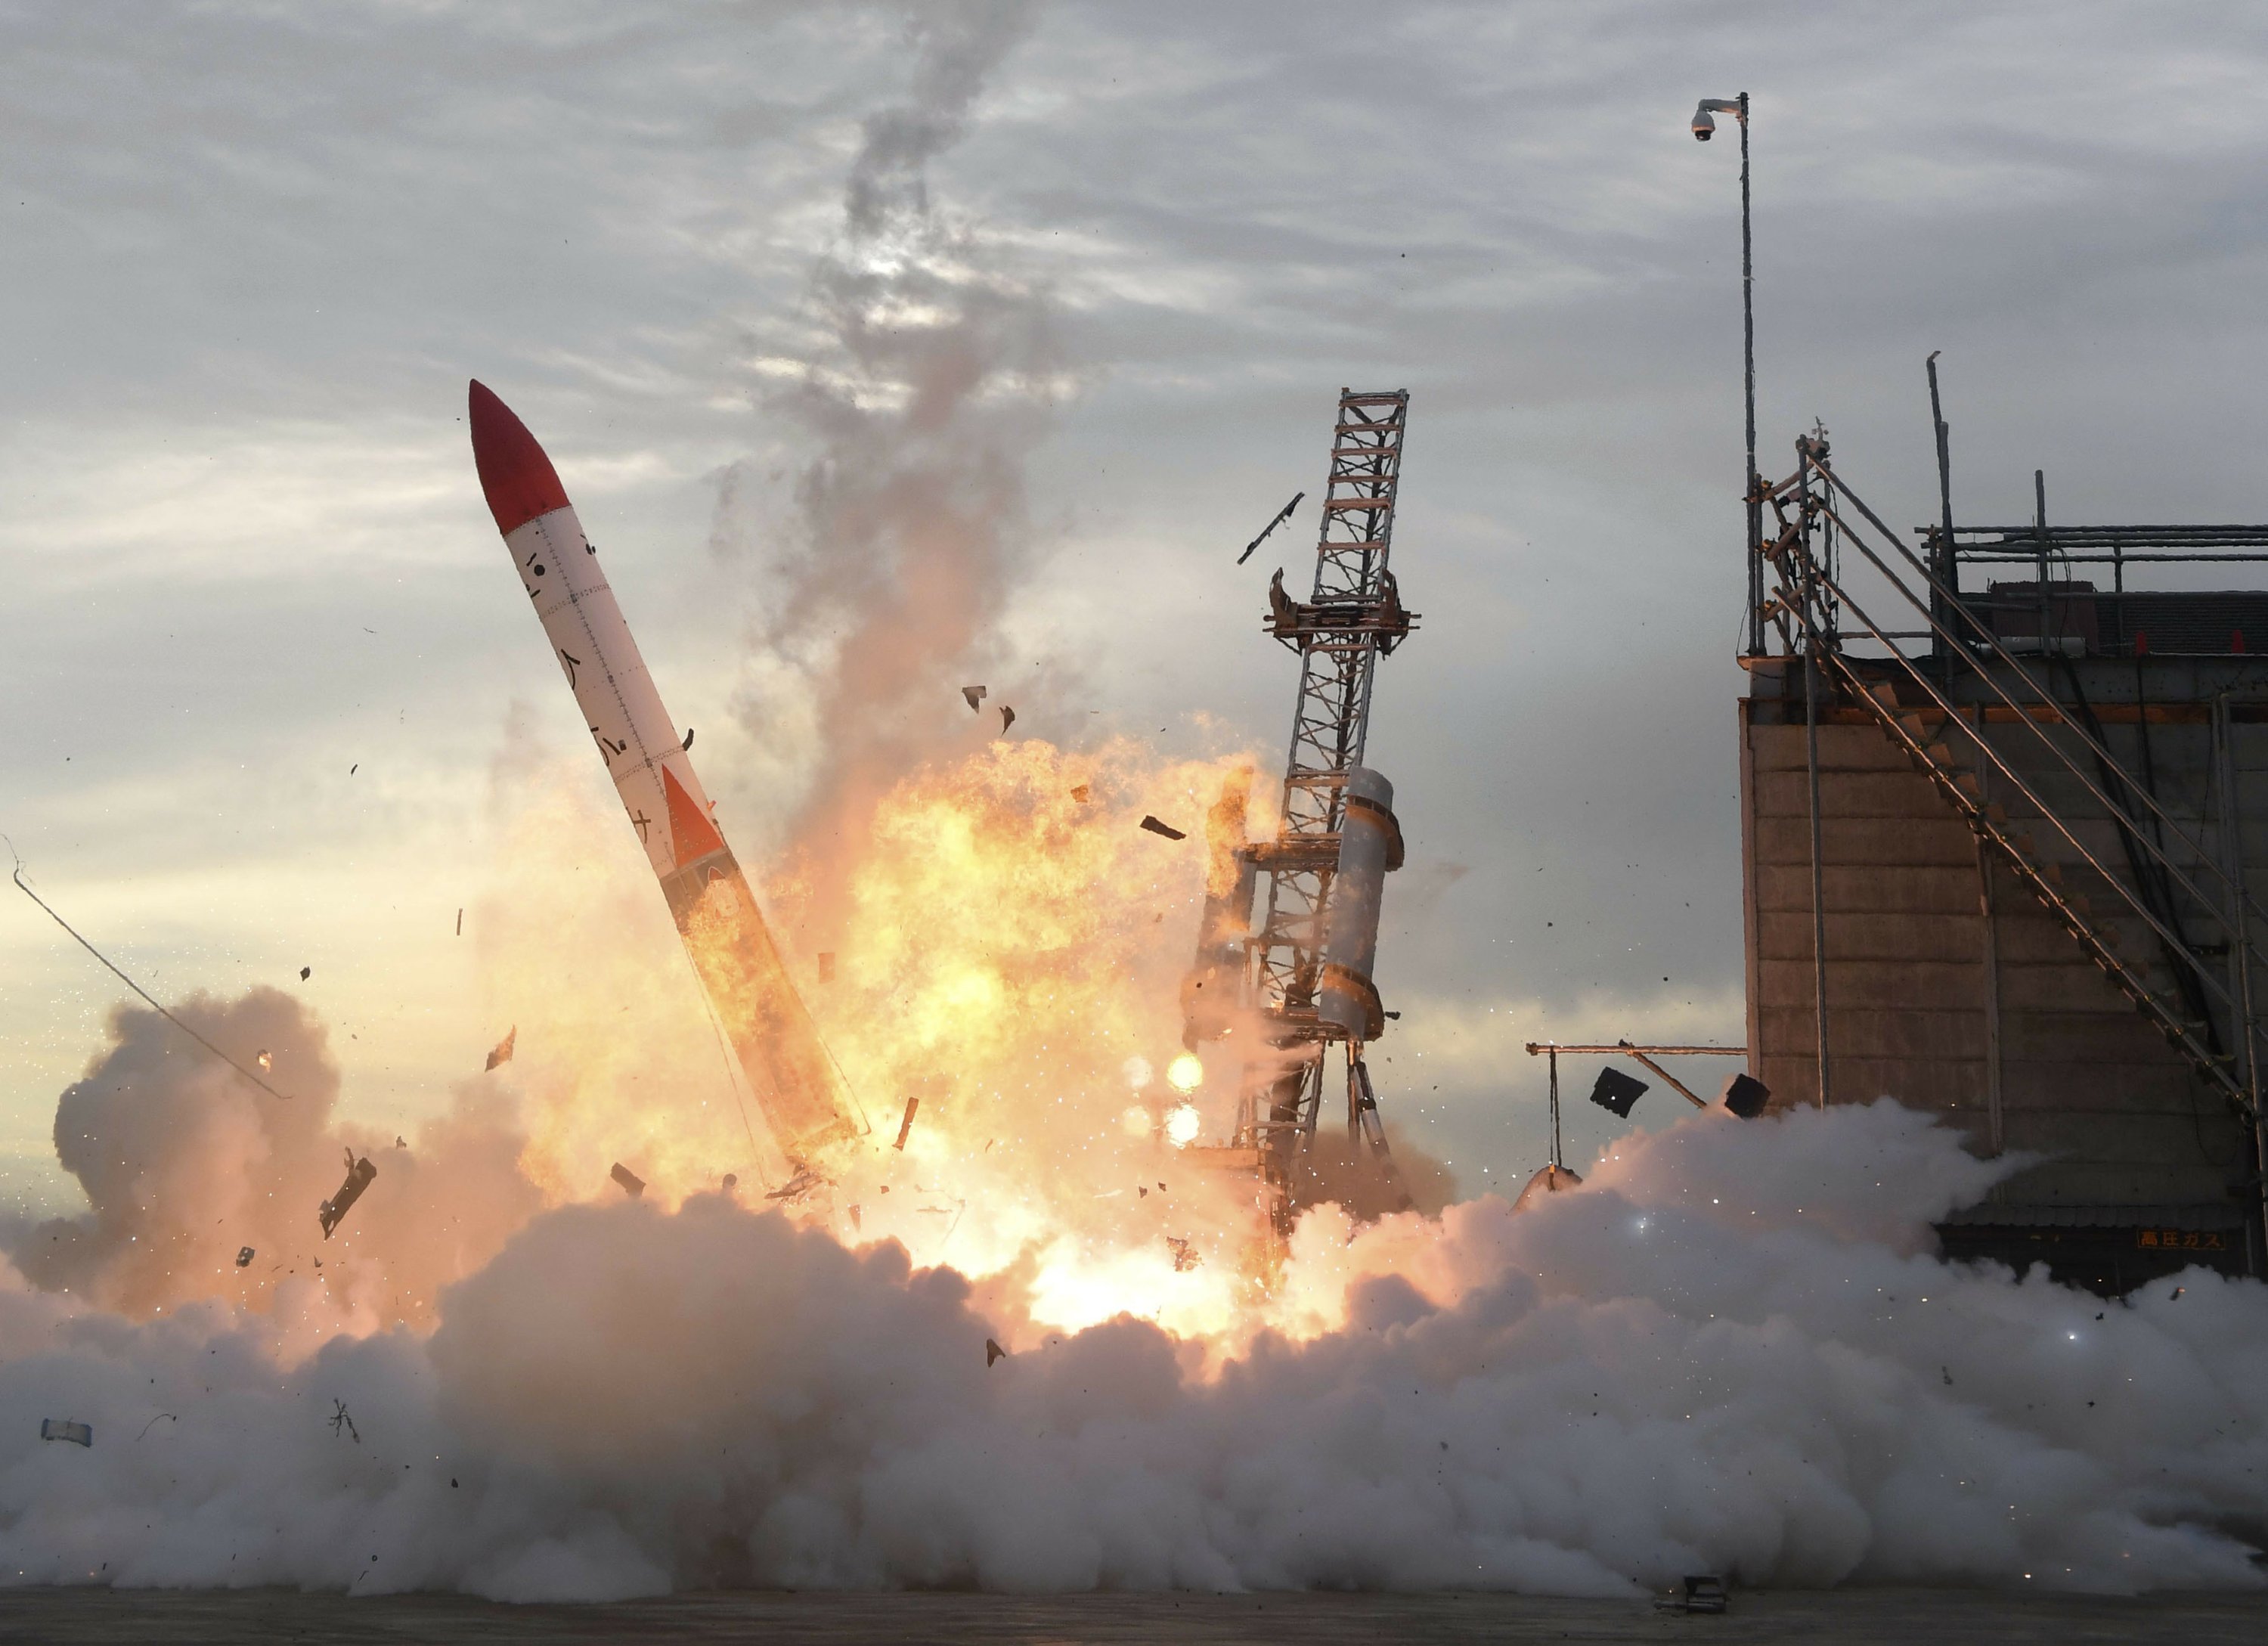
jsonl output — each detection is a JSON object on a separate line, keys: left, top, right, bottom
{"left": 9, "top": 990, "right": 541, "bottom": 1347}
{"left": 3, "top": 1083, "right": 2261, "bottom": 1598}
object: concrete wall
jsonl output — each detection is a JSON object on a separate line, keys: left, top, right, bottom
{"left": 1740, "top": 657, "right": 2261, "bottom": 1211}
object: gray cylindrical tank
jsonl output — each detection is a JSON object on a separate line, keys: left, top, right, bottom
{"left": 1318, "top": 767, "right": 1402, "bottom": 1040}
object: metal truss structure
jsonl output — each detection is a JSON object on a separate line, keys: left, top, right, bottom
{"left": 1235, "top": 389, "right": 1416, "bottom": 1192}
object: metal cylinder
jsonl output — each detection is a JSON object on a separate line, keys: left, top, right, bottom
{"left": 1318, "top": 767, "right": 1401, "bottom": 1040}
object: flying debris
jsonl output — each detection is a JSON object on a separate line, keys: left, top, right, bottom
{"left": 722, "top": 1173, "right": 739, "bottom": 1192}
{"left": 1237, "top": 490, "right": 1304, "bottom": 565}
{"left": 962, "top": 685, "right": 987, "bottom": 711}
{"left": 1167, "top": 1236, "right": 1201, "bottom": 1272}
{"left": 394, "top": 1136, "right": 406, "bottom": 1148}
{"left": 999, "top": 705, "right": 1015, "bottom": 734}
{"left": 1070, "top": 785, "right": 1090, "bottom": 803}
{"left": 893, "top": 1096, "right": 920, "bottom": 1152}
{"left": 468, "top": 382, "right": 860, "bottom": 1164}
{"left": 235, "top": 1247, "right": 255, "bottom": 1268}
{"left": 329, "top": 1400, "right": 359, "bottom": 1443}
{"left": 765, "top": 1164, "right": 824, "bottom": 1203}
{"left": 485, "top": 1027, "right": 516, "bottom": 1072}
{"left": 609, "top": 1162, "right": 646, "bottom": 1199}
{"left": 1721, "top": 1072, "right": 1771, "bottom": 1118}
{"left": 256, "top": 1049, "right": 273, "bottom": 1071}
{"left": 680, "top": 727, "right": 694, "bottom": 751}
{"left": 318, "top": 1151, "right": 377, "bottom": 1238}
{"left": 456, "top": 907, "right": 463, "bottom": 937}
{"left": 847, "top": 1204, "right": 862, "bottom": 1232}
{"left": 1139, "top": 815, "right": 1187, "bottom": 842}
{"left": 39, "top": 1419, "right": 92, "bottom": 1448}
{"left": 299, "top": 967, "right": 311, "bottom": 981}
{"left": 985, "top": 1338, "right": 1006, "bottom": 1366}
{"left": 1588, "top": 1066, "right": 1648, "bottom": 1118}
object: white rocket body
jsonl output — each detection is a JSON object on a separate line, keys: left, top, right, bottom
{"left": 470, "top": 381, "right": 861, "bottom": 1165}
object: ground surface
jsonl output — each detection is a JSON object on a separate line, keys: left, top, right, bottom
{"left": 0, "top": 1588, "right": 2263, "bottom": 1644}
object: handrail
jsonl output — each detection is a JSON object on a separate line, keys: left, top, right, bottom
{"left": 1808, "top": 463, "right": 2268, "bottom": 935}
{"left": 1769, "top": 564, "right": 2248, "bottom": 1025}
{"left": 1769, "top": 565, "right": 2258, "bottom": 1119}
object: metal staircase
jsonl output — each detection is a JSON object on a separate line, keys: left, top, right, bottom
{"left": 1761, "top": 434, "right": 2263, "bottom": 1126}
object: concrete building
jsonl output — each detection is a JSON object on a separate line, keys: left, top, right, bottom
{"left": 1738, "top": 449, "right": 2266, "bottom": 1291}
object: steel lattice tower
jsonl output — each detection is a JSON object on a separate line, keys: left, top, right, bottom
{"left": 1237, "top": 388, "right": 1416, "bottom": 1183}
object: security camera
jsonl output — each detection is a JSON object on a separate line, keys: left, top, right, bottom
{"left": 1692, "top": 97, "right": 1743, "bottom": 141}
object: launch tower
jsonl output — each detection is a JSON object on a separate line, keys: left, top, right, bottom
{"left": 1232, "top": 389, "right": 1418, "bottom": 1214}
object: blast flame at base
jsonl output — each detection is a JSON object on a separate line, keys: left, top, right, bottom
{"left": 483, "top": 730, "right": 1294, "bottom": 1344}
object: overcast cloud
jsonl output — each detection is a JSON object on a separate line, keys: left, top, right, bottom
{"left": 7, "top": 1, "right": 2268, "bottom": 1208}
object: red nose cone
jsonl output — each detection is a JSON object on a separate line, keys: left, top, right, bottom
{"left": 468, "top": 380, "right": 572, "bottom": 536}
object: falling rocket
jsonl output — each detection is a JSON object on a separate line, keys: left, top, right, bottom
{"left": 466, "top": 380, "right": 863, "bottom": 1164}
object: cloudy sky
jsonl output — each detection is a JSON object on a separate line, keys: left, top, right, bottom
{"left": 6, "top": 0, "right": 2268, "bottom": 1210}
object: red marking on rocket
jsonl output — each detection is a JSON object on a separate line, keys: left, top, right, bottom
{"left": 469, "top": 380, "right": 571, "bottom": 536}
{"left": 466, "top": 381, "right": 861, "bottom": 1164}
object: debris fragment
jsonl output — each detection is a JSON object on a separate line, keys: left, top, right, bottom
{"left": 318, "top": 1151, "right": 377, "bottom": 1239}
{"left": 456, "top": 907, "right": 463, "bottom": 937}
{"left": 1167, "top": 1236, "right": 1201, "bottom": 1272}
{"left": 1588, "top": 1066, "right": 1647, "bottom": 1118}
{"left": 1656, "top": 1576, "right": 1727, "bottom": 1615}
{"left": 299, "top": 967, "right": 311, "bottom": 981}
{"left": 329, "top": 1400, "right": 359, "bottom": 1443}
{"left": 848, "top": 1204, "right": 862, "bottom": 1232}
{"left": 1941, "top": 1366, "right": 1953, "bottom": 1386}
{"left": 985, "top": 1338, "right": 1006, "bottom": 1366}
{"left": 394, "top": 1136, "right": 406, "bottom": 1148}
{"left": 999, "top": 705, "right": 1016, "bottom": 734}
{"left": 1139, "top": 1186, "right": 1148, "bottom": 1198}
{"left": 39, "top": 1418, "right": 92, "bottom": 1448}
{"left": 1157, "top": 1182, "right": 1166, "bottom": 1192}
{"left": 1140, "top": 815, "right": 1187, "bottom": 841}
{"left": 722, "top": 1173, "right": 739, "bottom": 1192}
{"left": 817, "top": 951, "right": 836, "bottom": 984}
{"left": 135, "top": 1414, "right": 176, "bottom": 1440}
{"left": 893, "top": 1096, "right": 920, "bottom": 1151}
{"left": 350, "top": 764, "right": 358, "bottom": 774}
{"left": 485, "top": 1026, "right": 516, "bottom": 1071}
{"left": 1070, "top": 785, "right": 1090, "bottom": 803}
{"left": 609, "top": 1162, "right": 646, "bottom": 1199}
{"left": 962, "top": 685, "right": 987, "bottom": 712}
{"left": 1238, "top": 490, "right": 1303, "bottom": 565}
{"left": 767, "top": 1165, "right": 823, "bottom": 1202}
{"left": 1721, "top": 1071, "right": 1771, "bottom": 1119}
{"left": 2170, "top": 1285, "right": 2186, "bottom": 1301}
{"left": 235, "top": 1246, "right": 255, "bottom": 1268}
{"left": 7, "top": 848, "right": 296, "bottom": 1101}
{"left": 681, "top": 727, "right": 695, "bottom": 751}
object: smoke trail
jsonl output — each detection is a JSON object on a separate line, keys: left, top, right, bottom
{"left": 724, "top": 0, "right": 1058, "bottom": 934}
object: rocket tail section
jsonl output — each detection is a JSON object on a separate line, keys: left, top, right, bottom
{"left": 663, "top": 847, "right": 863, "bottom": 1161}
